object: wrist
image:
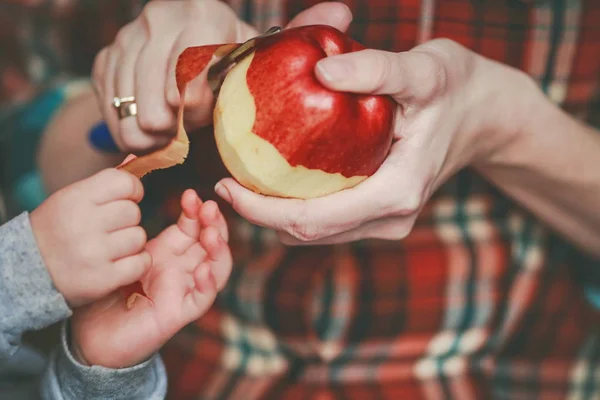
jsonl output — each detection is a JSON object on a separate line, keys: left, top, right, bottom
{"left": 68, "top": 331, "right": 91, "bottom": 367}
{"left": 28, "top": 207, "right": 65, "bottom": 304}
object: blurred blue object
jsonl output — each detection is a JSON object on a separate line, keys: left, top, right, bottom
{"left": 89, "top": 121, "right": 119, "bottom": 153}
{"left": 13, "top": 171, "right": 46, "bottom": 212}
{"left": 585, "top": 286, "right": 600, "bottom": 310}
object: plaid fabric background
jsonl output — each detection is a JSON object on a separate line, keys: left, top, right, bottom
{"left": 1, "top": 0, "right": 599, "bottom": 399}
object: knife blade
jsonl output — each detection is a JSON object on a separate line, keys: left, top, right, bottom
{"left": 207, "top": 26, "right": 282, "bottom": 95}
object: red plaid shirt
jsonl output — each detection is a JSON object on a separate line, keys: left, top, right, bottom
{"left": 2, "top": 1, "right": 600, "bottom": 399}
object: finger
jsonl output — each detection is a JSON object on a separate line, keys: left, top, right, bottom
{"left": 278, "top": 214, "right": 417, "bottom": 245}
{"left": 133, "top": 37, "right": 178, "bottom": 147}
{"left": 150, "top": 190, "right": 203, "bottom": 257}
{"left": 286, "top": 2, "right": 353, "bottom": 31}
{"left": 193, "top": 262, "right": 217, "bottom": 294}
{"left": 199, "top": 226, "right": 232, "bottom": 291}
{"left": 100, "top": 200, "right": 142, "bottom": 232}
{"left": 115, "top": 27, "right": 166, "bottom": 152}
{"left": 181, "top": 262, "right": 218, "bottom": 323}
{"left": 150, "top": 225, "right": 193, "bottom": 258}
{"left": 198, "top": 200, "right": 229, "bottom": 242}
{"left": 164, "top": 30, "right": 225, "bottom": 116}
{"left": 214, "top": 163, "right": 401, "bottom": 241}
{"left": 177, "top": 189, "right": 203, "bottom": 239}
{"left": 315, "top": 49, "right": 446, "bottom": 104}
{"left": 97, "top": 46, "right": 123, "bottom": 149}
{"left": 87, "top": 169, "right": 144, "bottom": 205}
{"left": 112, "top": 250, "right": 152, "bottom": 287}
{"left": 91, "top": 47, "right": 109, "bottom": 99}
{"left": 107, "top": 226, "right": 147, "bottom": 260}
{"left": 181, "top": 243, "right": 207, "bottom": 272}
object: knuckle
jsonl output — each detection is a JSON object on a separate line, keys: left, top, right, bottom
{"left": 129, "top": 202, "right": 142, "bottom": 224}
{"left": 108, "top": 169, "right": 138, "bottom": 198}
{"left": 133, "top": 252, "right": 151, "bottom": 274}
{"left": 285, "top": 207, "right": 321, "bottom": 242}
{"left": 424, "top": 52, "right": 448, "bottom": 95}
{"left": 372, "top": 52, "right": 394, "bottom": 92}
{"left": 165, "top": 83, "right": 180, "bottom": 107}
{"left": 131, "top": 227, "right": 148, "bottom": 248}
{"left": 118, "top": 126, "right": 157, "bottom": 153}
{"left": 136, "top": 111, "right": 174, "bottom": 133}
{"left": 95, "top": 167, "right": 119, "bottom": 183}
{"left": 141, "top": 1, "right": 169, "bottom": 36}
{"left": 377, "top": 219, "right": 415, "bottom": 240}
{"left": 123, "top": 173, "right": 141, "bottom": 199}
{"left": 429, "top": 38, "right": 463, "bottom": 55}
{"left": 119, "top": 131, "right": 146, "bottom": 152}
{"left": 415, "top": 40, "right": 457, "bottom": 96}
{"left": 121, "top": 200, "right": 142, "bottom": 223}
{"left": 391, "top": 192, "right": 422, "bottom": 216}
{"left": 91, "top": 48, "right": 108, "bottom": 84}
{"left": 114, "top": 23, "right": 136, "bottom": 51}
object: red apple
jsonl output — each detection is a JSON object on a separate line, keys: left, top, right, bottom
{"left": 214, "top": 25, "right": 396, "bottom": 199}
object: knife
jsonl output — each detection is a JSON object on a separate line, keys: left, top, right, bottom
{"left": 206, "top": 26, "right": 282, "bottom": 95}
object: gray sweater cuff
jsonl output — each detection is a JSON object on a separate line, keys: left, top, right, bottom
{"left": 0, "top": 212, "right": 71, "bottom": 359}
{"left": 41, "top": 322, "right": 167, "bottom": 399}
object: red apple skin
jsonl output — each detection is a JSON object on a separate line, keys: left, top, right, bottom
{"left": 245, "top": 25, "right": 396, "bottom": 178}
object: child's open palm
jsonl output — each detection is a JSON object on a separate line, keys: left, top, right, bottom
{"left": 70, "top": 189, "right": 232, "bottom": 368}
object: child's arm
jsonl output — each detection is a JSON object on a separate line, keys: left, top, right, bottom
{"left": 40, "top": 322, "right": 167, "bottom": 400}
{"left": 0, "top": 215, "right": 161, "bottom": 400}
{"left": 0, "top": 166, "right": 163, "bottom": 399}
{"left": 0, "top": 212, "right": 71, "bottom": 361}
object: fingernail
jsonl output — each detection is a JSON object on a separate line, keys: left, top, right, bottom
{"left": 118, "top": 154, "right": 137, "bottom": 167}
{"left": 316, "top": 59, "right": 350, "bottom": 83}
{"left": 214, "top": 183, "right": 232, "bottom": 203}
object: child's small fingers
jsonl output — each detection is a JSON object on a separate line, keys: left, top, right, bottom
{"left": 87, "top": 168, "right": 144, "bottom": 205}
{"left": 181, "top": 243, "right": 207, "bottom": 272}
{"left": 199, "top": 227, "right": 232, "bottom": 291}
{"left": 112, "top": 250, "right": 152, "bottom": 286}
{"left": 152, "top": 225, "right": 194, "bottom": 257}
{"left": 181, "top": 263, "right": 217, "bottom": 324}
{"left": 199, "top": 201, "right": 229, "bottom": 242}
{"left": 177, "top": 189, "right": 202, "bottom": 240}
{"left": 107, "top": 226, "right": 147, "bottom": 260}
{"left": 194, "top": 262, "right": 217, "bottom": 293}
{"left": 100, "top": 200, "right": 142, "bottom": 232}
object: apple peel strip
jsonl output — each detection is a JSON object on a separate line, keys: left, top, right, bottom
{"left": 116, "top": 43, "right": 238, "bottom": 309}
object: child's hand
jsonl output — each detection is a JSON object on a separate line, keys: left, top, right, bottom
{"left": 30, "top": 168, "right": 150, "bottom": 307}
{"left": 69, "top": 189, "right": 232, "bottom": 369}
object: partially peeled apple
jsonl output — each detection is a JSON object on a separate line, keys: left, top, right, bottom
{"left": 117, "top": 25, "right": 395, "bottom": 306}
{"left": 214, "top": 25, "right": 396, "bottom": 198}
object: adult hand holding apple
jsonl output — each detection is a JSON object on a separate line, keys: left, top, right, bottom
{"left": 214, "top": 38, "right": 534, "bottom": 244}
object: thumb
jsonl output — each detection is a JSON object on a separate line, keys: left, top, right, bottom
{"left": 315, "top": 49, "right": 446, "bottom": 104}
{"left": 286, "top": 2, "right": 353, "bottom": 31}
